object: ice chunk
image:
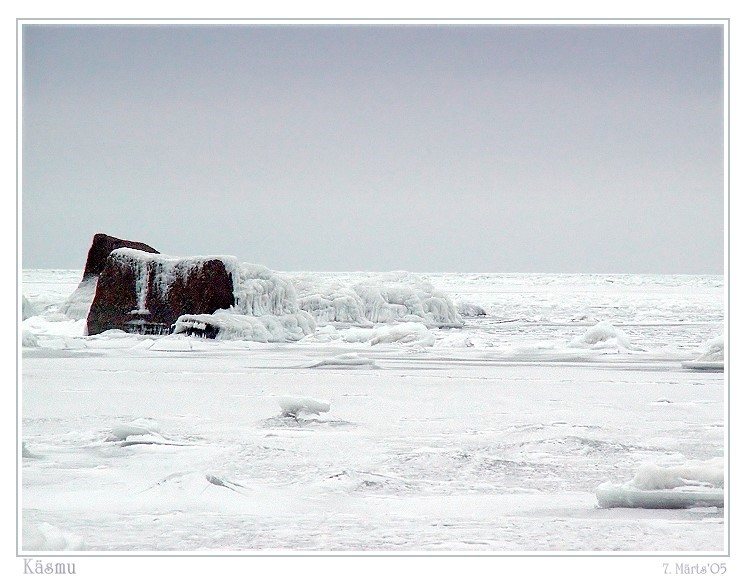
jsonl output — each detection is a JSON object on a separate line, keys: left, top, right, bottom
{"left": 595, "top": 484, "right": 723, "bottom": 509}
{"left": 310, "top": 353, "right": 380, "bottom": 368}
{"left": 22, "top": 329, "right": 39, "bottom": 347}
{"left": 174, "top": 311, "right": 315, "bottom": 342}
{"left": 22, "top": 295, "right": 38, "bottom": 320}
{"left": 683, "top": 335, "right": 724, "bottom": 371}
{"left": 696, "top": 335, "right": 724, "bottom": 362}
{"left": 22, "top": 522, "right": 85, "bottom": 551}
{"left": 106, "top": 418, "right": 162, "bottom": 442}
{"left": 22, "top": 442, "right": 41, "bottom": 458}
{"left": 60, "top": 277, "right": 97, "bottom": 320}
{"left": 631, "top": 459, "right": 723, "bottom": 490}
{"left": 457, "top": 301, "right": 487, "bottom": 317}
{"left": 569, "top": 321, "right": 633, "bottom": 351}
{"left": 596, "top": 458, "right": 724, "bottom": 509}
{"left": 342, "top": 322, "right": 435, "bottom": 346}
{"left": 278, "top": 396, "right": 331, "bottom": 417}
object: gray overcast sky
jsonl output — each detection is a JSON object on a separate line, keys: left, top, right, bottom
{"left": 21, "top": 23, "right": 724, "bottom": 274}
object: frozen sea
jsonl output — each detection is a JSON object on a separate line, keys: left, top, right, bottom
{"left": 20, "top": 269, "right": 726, "bottom": 553}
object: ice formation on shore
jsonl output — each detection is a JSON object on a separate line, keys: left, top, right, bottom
{"left": 174, "top": 311, "right": 315, "bottom": 342}
{"left": 55, "top": 249, "right": 464, "bottom": 342}
{"left": 290, "top": 271, "right": 463, "bottom": 328}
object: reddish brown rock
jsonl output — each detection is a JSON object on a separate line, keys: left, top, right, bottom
{"left": 63, "top": 234, "right": 160, "bottom": 320}
{"left": 82, "top": 233, "right": 159, "bottom": 281}
{"left": 86, "top": 249, "right": 235, "bottom": 336}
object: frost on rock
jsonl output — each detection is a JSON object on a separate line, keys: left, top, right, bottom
{"left": 290, "top": 271, "right": 463, "bottom": 328}
{"left": 596, "top": 457, "right": 724, "bottom": 509}
{"left": 568, "top": 321, "right": 634, "bottom": 351}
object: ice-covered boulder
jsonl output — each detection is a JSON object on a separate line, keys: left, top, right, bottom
{"left": 83, "top": 233, "right": 159, "bottom": 279}
{"left": 87, "top": 249, "right": 235, "bottom": 336}
{"left": 63, "top": 233, "right": 160, "bottom": 320}
{"left": 170, "top": 262, "right": 315, "bottom": 341}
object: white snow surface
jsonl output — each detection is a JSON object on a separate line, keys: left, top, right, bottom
{"left": 20, "top": 270, "right": 725, "bottom": 552}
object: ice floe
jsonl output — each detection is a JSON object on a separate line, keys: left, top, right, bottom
{"left": 596, "top": 458, "right": 724, "bottom": 509}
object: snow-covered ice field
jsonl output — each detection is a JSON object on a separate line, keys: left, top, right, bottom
{"left": 20, "top": 269, "right": 726, "bottom": 552}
